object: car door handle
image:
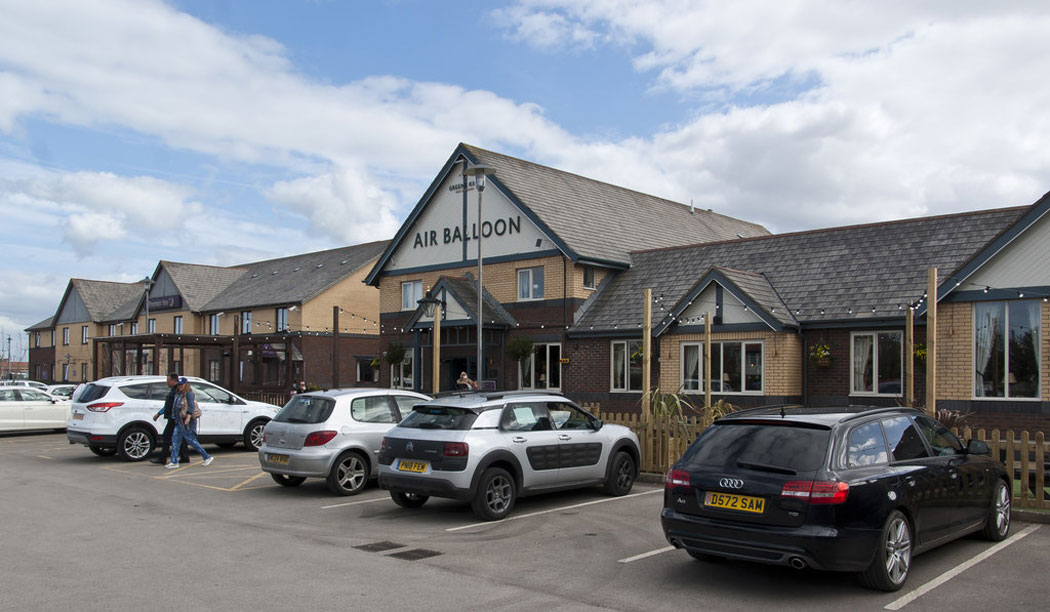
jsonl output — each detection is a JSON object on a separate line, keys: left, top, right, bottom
{"left": 512, "top": 436, "right": 527, "bottom": 443}
{"left": 559, "top": 435, "right": 571, "bottom": 441}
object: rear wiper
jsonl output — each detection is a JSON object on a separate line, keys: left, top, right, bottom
{"left": 736, "top": 460, "right": 797, "bottom": 475}
{"left": 284, "top": 417, "right": 308, "bottom": 423}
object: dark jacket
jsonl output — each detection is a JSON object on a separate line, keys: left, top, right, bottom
{"left": 155, "top": 384, "right": 178, "bottom": 420}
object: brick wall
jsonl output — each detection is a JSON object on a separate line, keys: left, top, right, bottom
{"left": 301, "top": 265, "right": 380, "bottom": 335}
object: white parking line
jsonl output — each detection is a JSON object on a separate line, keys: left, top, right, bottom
{"left": 321, "top": 497, "right": 391, "bottom": 510}
{"left": 445, "top": 489, "right": 662, "bottom": 533}
{"left": 618, "top": 546, "right": 676, "bottom": 564}
{"left": 885, "top": 524, "right": 1040, "bottom": 610}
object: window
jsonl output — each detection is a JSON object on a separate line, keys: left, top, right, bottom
{"left": 846, "top": 421, "right": 890, "bottom": 467}
{"left": 241, "top": 311, "right": 252, "bottom": 334}
{"left": 519, "top": 343, "right": 561, "bottom": 390}
{"left": 501, "top": 403, "right": 550, "bottom": 432}
{"left": 62, "top": 363, "right": 70, "bottom": 381}
{"left": 50, "top": 330, "right": 55, "bottom": 345}
{"left": 401, "top": 280, "right": 422, "bottom": 310}
{"left": 131, "top": 322, "right": 138, "bottom": 334}
{"left": 881, "top": 416, "right": 929, "bottom": 461}
{"left": 975, "top": 300, "right": 1040, "bottom": 399}
{"left": 108, "top": 324, "right": 116, "bottom": 336}
{"left": 276, "top": 308, "right": 288, "bottom": 332}
{"left": 81, "top": 325, "right": 88, "bottom": 344}
{"left": 583, "top": 266, "right": 596, "bottom": 290}
{"left": 851, "top": 331, "right": 902, "bottom": 395}
{"left": 548, "top": 402, "right": 596, "bottom": 430}
{"left": 34, "top": 332, "right": 39, "bottom": 348}
{"left": 208, "top": 359, "right": 221, "bottom": 382}
{"left": 392, "top": 352, "right": 414, "bottom": 390}
{"left": 81, "top": 363, "right": 87, "bottom": 381}
{"left": 517, "top": 266, "right": 544, "bottom": 300}
{"left": 174, "top": 316, "right": 183, "bottom": 334}
{"left": 62, "top": 328, "right": 69, "bottom": 345}
{"left": 357, "top": 358, "right": 378, "bottom": 383}
{"left": 351, "top": 396, "right": 397, "bottom": 423}
{"left": 680, "top": 341, "right": 764, "bottom": 393}
{"left": 612, "top": 339, "right": 644, "bottom": 392}
{"left": 209, "top": 314, "right": 221, "bottom": 335}
{"left": 914, "top": 415, "right": 964, "bottom": 456}
{"left": 147, "top": 318, "right": 156, "bottom": 334}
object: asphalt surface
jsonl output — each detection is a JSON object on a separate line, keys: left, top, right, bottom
{"left": 2, "top": 431, "right": 1048, "bottom": 611}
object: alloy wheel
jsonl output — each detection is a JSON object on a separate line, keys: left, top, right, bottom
{"left": 337, "top": 455, "right": 366, "bottom": 492}
{"left": 993, "top": 482, "right": 1011, "bottom": 536}
{"left": 485, "top": 475, "right": 513, "bottom": 513}
{"left": 884, "top": 515, "right": 912, "bottom": 585}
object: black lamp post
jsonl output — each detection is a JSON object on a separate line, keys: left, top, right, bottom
{"left": 462, "top": 163, "right": 495, "bottom": 382}
{"left": 417, "top": 289, "right": 443, "bottom": 394}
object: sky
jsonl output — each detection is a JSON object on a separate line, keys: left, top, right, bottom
{"left": 2, "top": 0, "right": 1050, "bottom": 359}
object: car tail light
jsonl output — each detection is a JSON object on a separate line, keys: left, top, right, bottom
{"left": 86, "top": 402, "right": 123, "bottom": 412}
{"left": 781, "top": 480, "right": 849, "bottom": 504}
{"left": 666, "top": 469, "right": 691, "bottom": 488}
{"left": 380, "top": 437, "right": 389, "bottom": 452}
{"left": 443, "top": 442, "right": 468, "bottom": 457}
{"left": 303, "top": 431, "right": 338, "bottom": 446}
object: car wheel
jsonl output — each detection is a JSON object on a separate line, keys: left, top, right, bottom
{"left": 271, "top": 473, "right": 306, "bottom": 487}
{"left": 979, "top": 479, "right": 1011, "bottom": 541}
{"left": 326, "top": 451, "right": 369, "bottom": 496}
{"left": 687, "top": 550, "right": 724, "bottom": 563}
{"left": 859, "top": 510, "right": 912, "bottom": 591}
{"left": 471, "top": 467, "right": 516, "bottom": 521}
{"left": 117, "top": 427, "right": 155, "bottom": 462}
{"left": 391, "top": 490, "right": 429, "bottom": 509}
{"left": 603, "top": 451, "right": 636, "bottom": 496}
{"left": 89, "top": 446, "right": 117, "bottom": 457}
{"left": 242, "top": 419, "right": 267, "bottom": 452}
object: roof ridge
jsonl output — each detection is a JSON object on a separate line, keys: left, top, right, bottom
{"left": 233, "top": 239, "right": 389, "bottom": 268}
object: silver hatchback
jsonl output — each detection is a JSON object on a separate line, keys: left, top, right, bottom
{"left": 259, "top": 388, "right": 430, "bottom": 495}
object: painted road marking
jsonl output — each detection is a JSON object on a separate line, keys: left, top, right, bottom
{"left": 445, "top": 488, "right": 662, "bottom": 533}
{"left": 321, "top": 497, "right": 391, "bottom": 510}
{"left": 885, "top": 524, "right": 1041, "bottom": 610}
{"left": 618, "top": 546, "right": 676, "bottom": 564}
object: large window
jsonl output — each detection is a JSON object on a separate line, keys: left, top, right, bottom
{"left": 520, "top": 343, "right": 561, "bottom": 390}
{"left": 392, "top": 352, "right": 414, "bottom": 390}
{"left": 975, "top": 301, "right": 1040, "bottom": 399}
{"left": 401, "top": 280, "right": 422, "bottom": 310}
{"left": 851, "top": 331, "right": 903, "bottom": 396}
{"left": 612, "top": 339, "right": 644, "bottom": 392}
{"left": 517, "top": 266, "right": 544, "bottom": 301}
{"left": 680, "top": 341, "right": 764, "bottom": 394}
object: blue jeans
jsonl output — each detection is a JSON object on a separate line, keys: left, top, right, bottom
{"left": 170, "top": 420, "right": 211, "bottom": 464}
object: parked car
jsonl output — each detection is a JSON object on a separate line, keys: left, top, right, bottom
{"left": 66, "top": 376, "right": 281, "bottom": 461}
{"left": 2, "top": 379, "right": 48, "bottom": 391}
{"left": 45, "top": 384, "right": 79, "bottom": 401}
{"left": 378, "top": 391, "right": 641, "bottom": 520}
{"left": 661, "top": 405, "right": 1011, "bottom": 592}
{"left": 0, "top": 385, "right": 68, "bottom": 432}
{"left": 259, "top": 388, "right": 431, "bottom": 495}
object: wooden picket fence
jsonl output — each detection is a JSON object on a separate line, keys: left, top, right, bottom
{"left": 242, "top": 391, "right": 291, "bottom": 407}
{"left": 584, "top": 403, "right": 1050, "bottom": 511}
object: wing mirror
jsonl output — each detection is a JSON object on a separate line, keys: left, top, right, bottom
{"left": 593, "top": 418, "right": 604, "bottom": 430}
{"left": 966, "top": 439, "right": 991, "bottom": 456}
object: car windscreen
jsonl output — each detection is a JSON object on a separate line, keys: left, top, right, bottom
{"left": 76, "top": 383, "right": 111, "bottom": 403}
{"left": 399, "top": 405, "right": 478, "bottom": 430}
{"left": 679, "top": 421, "right": 831, "bottom": 474}
{"left": 273, "top": 396, "right": 336, "bottom": 424}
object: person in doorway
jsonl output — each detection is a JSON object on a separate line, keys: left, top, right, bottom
{"left": 152, "top": 372, "right": 189, "bottom": 465}
{"left": 166, "top": 377, "right": 213, "bottom": 468}
{"left": 456, "top": 372, "right": 478, "bottom": 391}
{"left": 298, "top": 381, "right": 307, "bottom": 394}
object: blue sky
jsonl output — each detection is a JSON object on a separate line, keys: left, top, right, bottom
{"left": 3, "top": 0, "right": 1050, "bottom": 359}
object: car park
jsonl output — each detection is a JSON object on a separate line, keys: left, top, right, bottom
{"left": 66, "top": 375, "right": 281, "bottom": 461}
{"left": 0, "top": 385, "right": 68, "bottom": 432}
{"left": 661, "top": 405, "right": 1011, "bottom": 591}
{"left": 258, "top": 388, "right": 431, "bottom": 495}
{"left": 45, "top": 384, "right": 78, "bottom": 401}
{"left": 378, "top": 390, "right": 641, "bottom": 520}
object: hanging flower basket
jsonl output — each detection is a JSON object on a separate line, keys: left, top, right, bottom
{"left": 814, "top": 357, "right": 832, "bottom": 368}
{"left": 809, "top": 344, "right": 832, "bottom": 368}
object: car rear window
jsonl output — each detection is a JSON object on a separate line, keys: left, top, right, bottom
{"left": 399, "top": 405, "right": 478, "bottom": 430}
{"left": 77, "top": 383, "right": 111, "bottom": 403}
{"left": 680, "top": 422, "right": 831, "bottom": 473}
{"left": 274, "top": 396, "right": 335, "bottom": 424}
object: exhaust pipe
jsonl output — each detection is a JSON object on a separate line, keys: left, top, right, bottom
{"left": 788, "top": 557, "right": 807, "bottom": 570}
{"left": 669, "top": 538, "right": 682, "bottom": 549}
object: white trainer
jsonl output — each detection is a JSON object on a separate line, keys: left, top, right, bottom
{"left": 201, "top": 457, "right": 214, "bottom": 466}
{"left": 164, "top": 462, "right": 179, "bottom": 469}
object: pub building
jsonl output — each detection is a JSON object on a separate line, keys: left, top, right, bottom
{"left": 369, "top": 144, "right": 1050, "bottom": 434}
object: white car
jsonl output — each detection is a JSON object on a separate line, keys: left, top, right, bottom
{"left": 0, "top": 385, "right": 68, "bottom": 432}
{"left": 2, "top": 380, "right": 48, "bottom": 391}
{"left": 67, "top": 375, "right": 281, "bottom": 461}
{"left": 45, "top": 384, "right": 79, "bottom": 401}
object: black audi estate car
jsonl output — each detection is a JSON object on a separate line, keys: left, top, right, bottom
{"left": 661, "top": 406, "right": 1011, "bottom": 591}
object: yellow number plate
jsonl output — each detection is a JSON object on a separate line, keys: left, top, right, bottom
{"left": 398, "top": 459, "right": 428, "bottom": 473}
{"left": 704, "top": 491, "right": 765, "bottom": 514}
{"left": 72, "top": 413, "right": 84, "bottom": 421}
{"left": 267, "top": 454, "right": 289, "bottom": 465}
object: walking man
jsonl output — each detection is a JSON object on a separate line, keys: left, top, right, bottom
{"left": 151, "top": 372, "right": 189, "bottom": 464}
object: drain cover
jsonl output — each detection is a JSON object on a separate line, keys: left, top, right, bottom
{"left": 353, "top": 541, "right": 406, "bottom": 552}
{"left": 388, "top": 548, "right": 443, "bottom": 561}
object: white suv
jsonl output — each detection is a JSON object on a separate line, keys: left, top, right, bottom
{"left": 67, "top": 376, "right": 281, "bottom": 461}
{"left": 378, "top": 391, "right": 641, "bottom": 520}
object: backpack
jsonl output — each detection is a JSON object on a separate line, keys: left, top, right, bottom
{"left": 179, "top": 393, "right": 203, "bottom": 420}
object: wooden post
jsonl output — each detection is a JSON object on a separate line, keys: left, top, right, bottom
{"left": 905, "top": 307, "right": 914, "bottom": 407}
{"left": 642, "top": 288, "right": 652, "bottom": 423}
{"left": 704, "top": 311, "right": 712, "bottom": 428}
{"left": 432, "top": 303, "right": 441, "bottom": 395}
{"left": 925, "top": 267, "right": 937, "bottom": 416}
{"left": 332, "top": 306, "right": 340, "bottom": 389}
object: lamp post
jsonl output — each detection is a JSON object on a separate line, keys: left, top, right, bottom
{"left": 417, "top": 289, "right": 443, "bottom": 394}
{"left": 462, "top": 163, "right": 495, "bottom": 384}
{"left": 139, "top": 276, "right": 154, "bottom": 375}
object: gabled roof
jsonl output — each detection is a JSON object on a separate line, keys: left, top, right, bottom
{"left": 574, "top": 205, "right": 1027, "bottom": 333}
{"left": 404, "top": 275, "right": 517, "bottom": 330}
{"left": 161, "top": 261, "right": 249, "bottom": 312}
{"left": 366, "top": 143, "right": 769, "bottom": 284}
{"left": 59, "top": 279, "right": 145, "bottom": 324}
{"left": 201, "top": 240, "right": 389, "bottom": 312}
{"left": 25, "top": 316, "right": 55, "bottom": 331}
{"left": 653, "top": 267, "right": 797, "bottom": 335}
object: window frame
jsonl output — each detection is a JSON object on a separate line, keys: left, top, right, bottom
{"left": 518, "top": 343, "right": 561, "bottom": 391}
{"left": 849, "top": 331, "right": 903, "bottom": 397}
{"left": 583, "top": 266, "right": 596, "bottom": 290}
{"left": 209, "top": 314, "right": 221, "bottom": 335}
{"left": 147, "top": 318, "right": 156, "bottom": 334}
{"left": 973, "top": 300, "right": 1041, "bottom": 401}
{"left": 241, "top": 311, "right": 252, "bottom": 334}
{"left": 517, "top": 266, "right": 545, "bottom": 301}
{"left": 611, "top": 339, "right": 645, "bottom": 393}
{"left": 174, "top": 316, "right": 183, "bottom": 334}
{"left": 679, "top": 340, "right": 765, "bottom": 395}
{"left": 401, "top": 280, "right": 423, "bottom": 311}
{"left": 276, "top": 307, "right": 288, "bottom": 332}
{"left": 62, "top": 328, "right": 69, "bottom": 345}
{"left": 391, "top": 351, "right": 414, "bottom": 390}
